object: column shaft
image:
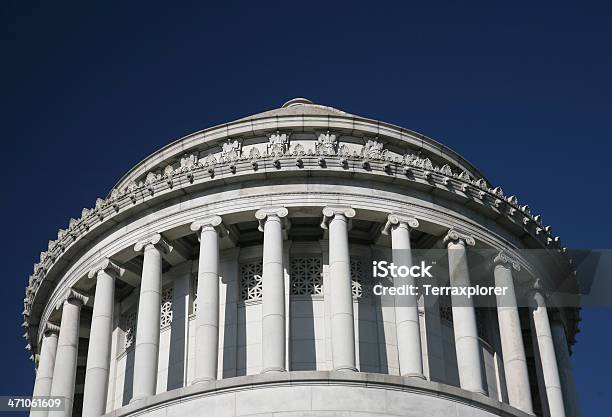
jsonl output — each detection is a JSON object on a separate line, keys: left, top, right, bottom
{"left": 49, "top": 298, "right": 83, "bottom": 417}
{"left": 389, "top": 218, "right": 423, "bottom": 378}
{"left": 30, "top": 330, "right": 59, "bottom": 417}
{"left": 446, "top": 236, "right": 485, "bottom": 394}
{"left": 82, "top": 269, "right": 116, "bottom": 417}
{"left": 131, "top": 244, "right": 163, "bottom": 401}
{"left": 494, "top": 261, "right": 533, "bottom": 414}
{"left": 261, "top": 214, "right": 286, "bottom": 372}
{"left": 328, "top": 213, "right": 357, "bottom": 371}
{"left": 551, "top": 318, "right": 581, "bottom": 417}
{"left": 532, "top": 291, "right": 566, "bottom": 417}
{"left": 194, "top": 225, "right": 220, "bottom": 381}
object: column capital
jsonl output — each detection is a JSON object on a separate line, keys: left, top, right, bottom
{"left": 320, "top": 205, "right": 356, "bottom": 229}
{"left": 255, "top": 206, "right": 290, "bottom": 232}
{"left": 44, "top": 321, "right": 61, "bottom": 336}
{"left": 443, "top": 228, "right": 475, "bottom": 247}
{"left": 56, "top": 289, "right": 89, "bottom": 310}
{"left": 87, "top": 258, "right": 124, "bottom": 279}
{"left": 525, "top": 278, "right": 549, "bottom": 302}
{"left": 493, "top": 251, "right": 521, "bottom": 271}
{"left": 134, "top": 233, "right": 172, "bottom": 254}
{"left": 190, "top": 215, "right": 224, "bottom": 233}
{"left": 382, "top": 213, "right": 419, "bottom": 235}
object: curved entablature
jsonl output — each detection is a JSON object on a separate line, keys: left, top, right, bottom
{"left": 22, "top": 160, "right": 575, "bottom": 349}
{"left": 23, "top": 164, "right": 575, "bottom": 346}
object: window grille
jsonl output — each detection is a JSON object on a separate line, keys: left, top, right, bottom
{"left": 240, "top": 261, "right": 263, "bottom": 301}
{"left": 160, "top": 287, "right": 173, "bottom": 328}
{"left": 290, "top": 257, "right": 323, "bottom": 295}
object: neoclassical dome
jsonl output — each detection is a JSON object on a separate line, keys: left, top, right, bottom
{"left": 24, "top": 100, "right": 580, "bottom": 417}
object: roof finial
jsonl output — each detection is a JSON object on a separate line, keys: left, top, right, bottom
{"left": 282, "top": 97, "right": 314, "bottom": 108}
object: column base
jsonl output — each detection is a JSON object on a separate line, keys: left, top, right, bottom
{"left": 332, "top": 366, "right": 359, "bottom": 372}
{"left": 402, "top": 372, "right": 426, "bottom": 379}
{"left": 192, "top": 377, "right": 216, "bottom": 385}
{"left": 261, "top": 366, "right": 286, "bottom": 373}
{"left": 129, "top": 396, "right": 146, "bottom": 405}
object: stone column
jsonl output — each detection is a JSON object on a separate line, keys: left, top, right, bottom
{"left": 550, "top": 313, "right": 581, "bottom": 417}
{"left": 131, "top": 234, "right": 171, "bottom": 402}
{"left": 382, "top": 213, "right": 424, "bottom": 378}
{"left": 30, "top": 323, "right": 60, "bottom": 417}
{"left": 190, "top": 215, "right": 224, "bottom": 382}
{"left": 49, "top": 290, "right": 88, "bottom": 417}
{"left": 321, "top": 206, "right": 357, "bottom": 372}
{"left": 530, "top": 281, "right": 566, "bottom": 417}
{"left": 443, "top": 229, "right": 485, "bottom": 394}
{"left": 493, "top": 252, "right": 533, "bottom": 414}
{"left": 256, "top": 207, "right": 290, "bottom": 373}
{"left": 82, "top": 259, "right": 121, "bottom": 417}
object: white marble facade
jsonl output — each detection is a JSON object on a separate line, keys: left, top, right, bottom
{"left": 24, "top": 99, "right": 581, "bottom": 417}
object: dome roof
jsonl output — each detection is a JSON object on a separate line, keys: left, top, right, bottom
{"left": 111, "top": 98, "right": 488, "bottom": 193}
{"left": 237, "top": 97, "right": 351, "bottom": 120}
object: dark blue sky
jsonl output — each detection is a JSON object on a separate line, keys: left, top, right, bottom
{"left": 1, "top": 1, "right": 610, "bottom": 415}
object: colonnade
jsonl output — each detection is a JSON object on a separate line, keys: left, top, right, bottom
{"left": 31, "top": 207, "right": 575, "bottom": 417}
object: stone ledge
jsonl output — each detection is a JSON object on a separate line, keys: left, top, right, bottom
{"left": 104, "top": 371, "right": 533, "bottom": 417}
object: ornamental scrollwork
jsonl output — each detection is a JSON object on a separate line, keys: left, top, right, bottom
{"left": 180, "top": 153, "right": 199, "bottom": 171}
{"left": 403, "top": 153, "right": 433, "bottom": 170}
{"left": 249, "top": 147, "right": 261, "bottom": 160}
{"left": 163, "top": 165, "right": 174, "bottom": 177}
{"left": 316, "top": 131, "right": 337, "bottom": 156}
{"left": 362, "top": 139, "right": 386, "bottom": 160}
{"left": 292, "top": 143, "right": 305, "bottom": 157}
{"left": 267, "top": 131, "right": 288, "bottom": 156}
{"left": 200, "top": 154, "right": 217, "bottom": 167}
{"left": 438, "top": 164, "right": 453, "bottom": 176}
{"left": 221, "top": 139, "right": 241, "bottom": 162}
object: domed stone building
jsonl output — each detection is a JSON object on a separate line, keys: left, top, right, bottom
{"left": 24, "top": 99, "right": 580, "bottom": 417}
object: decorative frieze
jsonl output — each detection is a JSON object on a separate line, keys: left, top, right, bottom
{"left": 316, "top": 131, "right": 337, "bottom": 156}
{"left": 362, "top": 139, "right": 387, "bottom": 160}
{"left": 267, "top": 131, "right": 288, "bottom": 156}
{"left": 221, "top": 139, "right": 241, "bottom": 162}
